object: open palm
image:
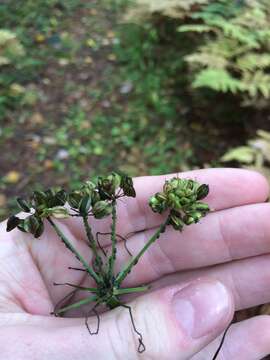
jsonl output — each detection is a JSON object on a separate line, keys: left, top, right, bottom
{"left": 1, "top": 168, "right": 270, "bottom": 360}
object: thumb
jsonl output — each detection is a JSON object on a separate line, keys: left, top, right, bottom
{"left": 92, "top": 279, "right": 234, "bottom": 359}
{"left": 0, "top": 280, "right": 233, "bottom": 360}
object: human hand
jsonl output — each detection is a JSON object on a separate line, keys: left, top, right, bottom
{"left": 1, "top": 168, "right": 270, "bottom": 359}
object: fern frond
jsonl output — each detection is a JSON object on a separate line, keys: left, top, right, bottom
{"left": 178, "top": 24, "right": 213, "bottom": 33}
{"left": 126, "top": 0, "right": 270, "bottom": 103}
{"left": 221, "top": 146, "right": 256, "bottom": 164}
{"left": 199, "top": 37, "right": 241, "bottom": 59}
{"left": 185, "top": 52, "right": 227, "bottom": 69}
{"left": 192, "top": 68, "right": 243, "bottom": 93}
{"left": 210, "top": 19, "right": 257, "bottom": 47}
{"left": 0, "top": 29, "right": 25, "bottom": 67}
{"left": 242, "top": 71, "right": 270, "bottom": 98}
{"left": 125, "top": 0, "right": 209, "bottom": 21}
{"left": 237, "top": 53, "right": 270, "bottom": 71}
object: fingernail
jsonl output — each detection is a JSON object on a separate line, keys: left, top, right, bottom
{"left": 172, "top": 280, "right": 230, "bottom": 339}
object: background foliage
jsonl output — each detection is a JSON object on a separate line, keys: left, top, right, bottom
{"left": 128, "top": 0, "right": 270, "bottom": 105}
{"left": 1, "top": 0, "right": 270, "bottom": 220}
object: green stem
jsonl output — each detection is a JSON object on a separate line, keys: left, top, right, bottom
{"left": 54, "top": 294, "right": 98, "bottom": 315}
{"left": 113, "top": 286, "right": 149, "bottom": 296}
{"left": 47, "top": 217, "right": 102, "bottom": 285}
{"left": 82, "top": 215, "right": 104, "bottom": 273}
{"left": 107, "top": 200, "right": 117, "bottom": 277}
{"left": 115, "top": 218, "right": 169, "bottom": 286}
{"left": 54, "top": 282, "right": 98, "bottom": 292}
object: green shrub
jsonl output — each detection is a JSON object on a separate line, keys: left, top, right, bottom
{"left": 126, "top": 0, "right": 209, "bottom": 21}
{"left": 0, "top": 30, "right": 27, "bottom": 114}
{"left": 0, "top": 30, "right": 25, "bottom": 65}
{"left": 127, "top": 0, "right": 270, "bottom": 107}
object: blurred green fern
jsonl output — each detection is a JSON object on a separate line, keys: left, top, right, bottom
{"left": 178, "top": 0, "right": 270, "bottom": 104}
{"left": 128, "top": 0, "right": 270, "bottom": 106}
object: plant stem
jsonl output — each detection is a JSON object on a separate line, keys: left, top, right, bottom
{"left": 54, "top": 294, "right": 98, "bottom": 315}
{"left": 107, "top": 199, "right": 117, "bottom": 277}
{"left": 82, "top": 215, "right": 104, "bottom": 274}
{"left": 115, "top": 217, "right": 170, "bottom": 286}
{"left": 54, "top": 282, "right": 98, "bottom": 292}
{"left": 47, "top": 217, "right": 102, "bottom": 285}
{"left": 113, "top": 285, "right": 149, "bottom": 296}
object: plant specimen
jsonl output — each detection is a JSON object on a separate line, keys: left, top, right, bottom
{"left": 6, "top": 173, "right": 210, "bottom": 354}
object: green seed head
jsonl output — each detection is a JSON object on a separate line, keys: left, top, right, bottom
{"left": 149, "top": 177, "right": 210, "bottom": 231}
{"left": 168, "top": 212, "right": 184, "bottom": 230}
{"left": 92, "top": 200, "right": 112, "bottom": 219}
{"left": 98, "top": 172, "right": 121, "bottom": 198}
{"left": 43, "top": 206, "right": 69, "bottom": 219}
{"left": 149, "top": 194, "right": 167, "bottom": 213}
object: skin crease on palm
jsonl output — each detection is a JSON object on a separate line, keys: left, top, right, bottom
{"left": 2, "top": 168, "right": 270, "bottom": 359}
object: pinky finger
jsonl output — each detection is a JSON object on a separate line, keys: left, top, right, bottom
{"left": 192, "top": 315, "right": 270, "bottom": 360}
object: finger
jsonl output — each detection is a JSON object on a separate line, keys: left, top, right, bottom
{"left": 67, "top": 168, "right": 269, "bottom": 241}
{"left": 193, "top": 315, "right": 270, "bottom": 360}
{"left": 0, "top": 218, "right": 93, "bottom": 310}
{"left": 9, "top": 202, "right": 270, "bottom": 310}
{"left": 70, "top": 252, "right": 270, "bottom": 318}
{"left": 112, "top": 202, "right": 270, "bottom": 286}
{"left": 150, "top": 253, "right": 270, "bottom": 312}
{"left": 1, "top": 279, "right": 232, "bottom": 360}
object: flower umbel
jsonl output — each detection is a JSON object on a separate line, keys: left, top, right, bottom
{"left": 149, "top": 177, "right": 210, "bottom": 230}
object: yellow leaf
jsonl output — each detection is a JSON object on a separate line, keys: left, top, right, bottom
{"left": 44, "top": 160, "right": 54, "bottom": 170}
{"left": 5, "top": 171, "right": 21, "bottom": 184}
{"left": 107, "top": 53, "right": 117, "bottom": 61}
{"left": 58, "top": 58, "right": 69, "bottom": 66}
{"left": 35, "top": 34, "right": 45, "bottom": 43}
{"left": 29, "top": 112, "right": 44, "bottom": 125}
{"left": 107, "top": 30, "right": 115, "bottom": 39}
{"left": 84, "top": 56, "right": 93, "bottom": 64}
{"left": 9, "top": 83, "right": 25, "bottom": 96}
{"left": 86, "top": 38, "right": 96, "bottom": 48}
{"left": 0, "top": 194, "right": 6, "bottom": 207}
{"left": 89, "top": 9, "right": 98, "bottom": 16}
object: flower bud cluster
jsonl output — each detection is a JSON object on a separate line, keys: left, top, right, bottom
{"left": 6, "top": 188, "right": 69, "bottom": 238}
{"left": 67, "top": 172, "right": 136, "bottom": 219}
{"left": 7, "top": 173, "right": 136, "bottom": 237}
{"left": 149, "top": 177, "right": 210, "bottom": 230}
{"left": 98, "top": 172, "right": 136, "bottom": 200}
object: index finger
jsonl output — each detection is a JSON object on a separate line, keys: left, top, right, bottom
{"left": 67, "top": 168, "right": 269, "bottom": 240}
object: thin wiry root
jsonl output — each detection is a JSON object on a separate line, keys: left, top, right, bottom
{"left": 117, "top": 233, "right": 133, "bottom": 257}
{"left": 96, "top": 232, "right": 133, "bottom": 257}
{"left": 96, "top": 232, "right": 108, "bottom": 257}
{"left": 121, "top": 304, "right": 145, "bottom": 353}
{"left": 68, "top": 266, "right": 87, "bottom": 272}
{"left": 53, "top": 282, "right": 79, "bottom": 288}
{"left": 53, "top": 282, "right": 95, "bottom": 292}
{"left": 52, "top": 289, "right": 77, "bottom": 316}
{"left": 85, "top": 304, "right": 100, "bottom": 335}
{"left": 211, "top": 314, "right": 236, "bottom": 360}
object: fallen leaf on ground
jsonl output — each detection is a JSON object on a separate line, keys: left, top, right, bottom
{"left": 4, "top": 171, "right": 21, "bottom": 184}
{"left": 107, "top": 53, "right": 117, "bottom": 61}
{"left": 44, "top": 159, "right": 54, "bottom": 169}
{"left": 29, "top": 112, "right": 45, "bottom": 125}
{"left": 35, "top": 34, "right": 46, "bottom": 43}
{"left": 89, "top": 9, "right": 98, "bottom": 16}
{"left": 0, "top": 194, "right": 7, "bottom": 207}
{"left": 84, "top": 56, "right": 93, "bottom": 64}
{"left": 107, "top": 30, "right": 115, "bottom": 39}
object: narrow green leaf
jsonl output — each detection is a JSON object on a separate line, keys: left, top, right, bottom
{"left": 17, "top": 197, "right": 31, "bottom": 212}
{"left": 6, "top": 215, "right": 20, "bottom": 232}
{"left": 79, "top": 195, "right": 92, "bottom": 215}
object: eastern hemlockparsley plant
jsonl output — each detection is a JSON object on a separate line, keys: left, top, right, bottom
{"left": 6, "top": 173, "right": 211, "bottom": 354}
